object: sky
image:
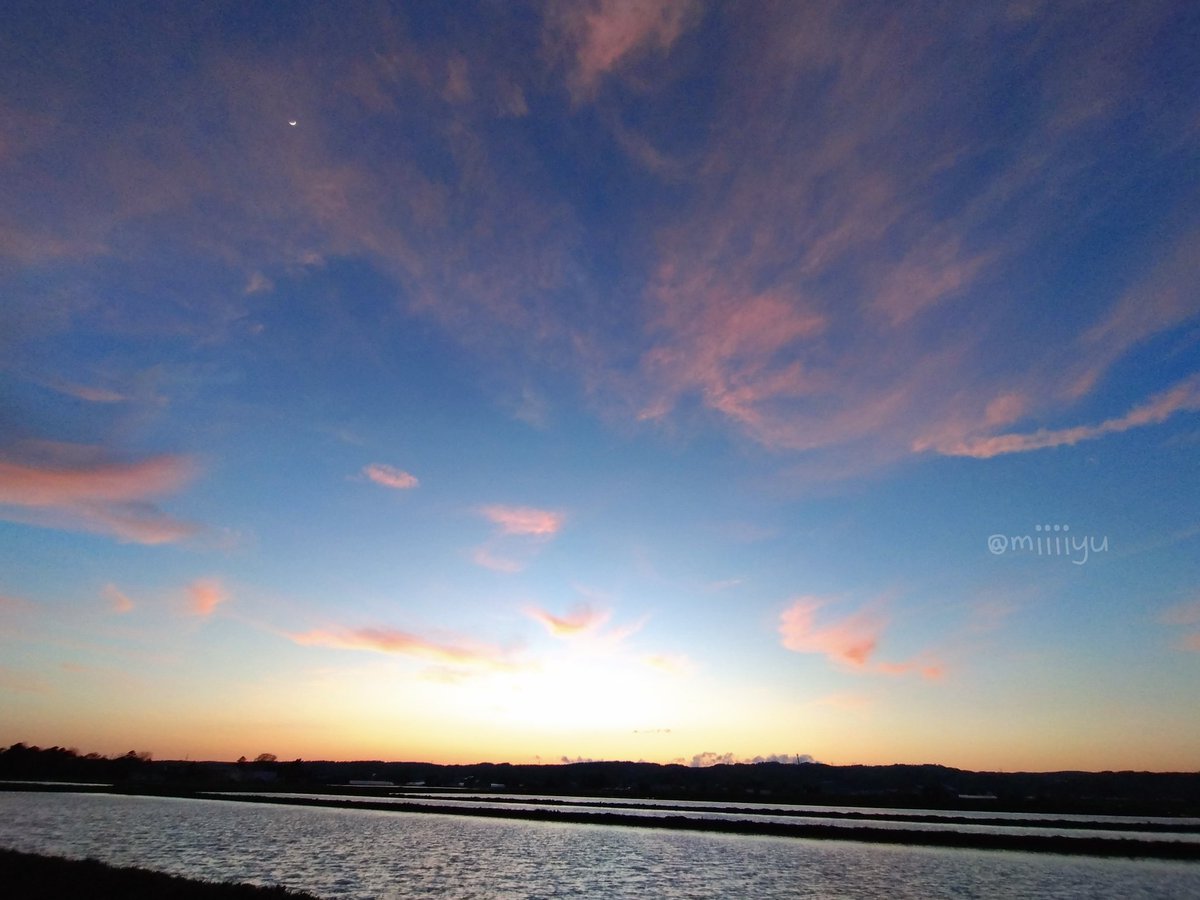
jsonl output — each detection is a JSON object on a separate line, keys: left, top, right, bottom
{"left": 1, "top": 1, "right": 1199, "bottom": 772}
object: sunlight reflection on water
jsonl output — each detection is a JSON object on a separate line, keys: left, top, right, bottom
{"left": 0, "top": 792, "right": 1197, "bottom": 899}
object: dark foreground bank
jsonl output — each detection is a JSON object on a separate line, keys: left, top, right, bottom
{"left": 0, "top": 848, "right": 322, "bottom": 900}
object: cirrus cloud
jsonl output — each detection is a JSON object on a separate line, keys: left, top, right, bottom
{"left": 0, "top": 442, "right": 200, "bottom": 545}
{"left": 473, "top": 504, "right": 566, "bottom": 573}
{"left": 918, "top": 373, "right": 1200, "bottom": 459}
{"left": 287, "top": 625, "right": 516, "bottom": 670}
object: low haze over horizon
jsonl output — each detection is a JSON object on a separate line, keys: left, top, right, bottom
{"left": 2, "top": 1, "right": 1199, "bottom": 773}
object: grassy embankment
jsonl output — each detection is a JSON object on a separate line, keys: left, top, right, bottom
{"left": 0, "top": 848, "right": 322, "bottom": 899}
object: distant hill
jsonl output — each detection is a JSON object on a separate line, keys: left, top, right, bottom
{"left": 3, "top": 743, "right": 1198, "bottom": 816}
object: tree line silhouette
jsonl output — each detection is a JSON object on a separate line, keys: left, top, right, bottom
{"left": 3, "top": 742, "right": 1198, "bottom": 816}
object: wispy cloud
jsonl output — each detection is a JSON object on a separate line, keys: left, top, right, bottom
{"left": 288, "top": 626, "right": 515, "bottom": 670}
{"left": 479, "top": 505, "right": 565, "bottom": 536}
{"left": 471, "top": 547, "right": 524, "bottom": 574}
{"left": 362, "top": 463, "right": 419, "bottom": 490}
{"left": 525, "top": 603, "right": 610, "bottom": 636}
{"left": 780, "top": 597, "right": 880, "bottom": 668}
{"left": 103, "top": 584, "right": 135, "bottom": 614}
{"left": 549, "top": 0, "right": 699, "bottom": 97}
{"left": 0, "top": 443, "right": 200, "bottom": 544}
{"left": 779, "top": 596, "right": 941, "bottom": 679}
{"left": 920, "top": 374, "right": 1200, "bottom": 459}
{"left": 2, "top": 4, "right": 1193, "bottom": 485}
{"left": 611, "top": 3, "right": 1200, "bottom": 477}
{"left": 48, "top": 381, "right": 128, "bottom": 403}
{"left": 0, "top": 665, "right": 50, "bottom": 695}
{"left": 244, "top": 271, "right": 273, "bottom": 295}
{"left": 1160, "top": 598, "right": 1200, "bottom": 652}
{"left": 473, "top": 505, "right": 566, "bottom": 573}
{"left": 187, "top": 579, "right": 228, "bottom": 617}
{"left": 1159, "top": 600, "right": 1200, "bottom": 627}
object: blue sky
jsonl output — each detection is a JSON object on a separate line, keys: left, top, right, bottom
{"left": 1, "top": 0, "right": 1199, "bottom": 769}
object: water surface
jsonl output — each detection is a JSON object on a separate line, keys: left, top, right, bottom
{"left": 1, "top": 791, "right": 1197, "bottom": 899}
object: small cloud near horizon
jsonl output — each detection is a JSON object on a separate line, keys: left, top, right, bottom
{"left": 689, "top": 751, "right": 817, "bottom": 768}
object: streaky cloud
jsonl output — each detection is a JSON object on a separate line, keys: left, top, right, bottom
{"left": 471, "top": 547, "right": 524, "bottom": 574}
{"left": 920, "top": 373, "right": 1200, "bottom": 459}
{"left": 288, "top": 625, "right": 515, "bottom": 670}
{"left": 549, "top": 0, "right": 699, "bottom": 97}
{"left": 479, "top": 505, "right": 565, "bottom": 536}
{"left": 0, "top": 443, "right": 200, "bottom": 544}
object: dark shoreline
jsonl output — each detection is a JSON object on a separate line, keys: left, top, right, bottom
{"left": 0, "top": 848, "right": 321, "bottom": 899}
{"left": 148, "top": 789, "right": 1200, "bottom": 861}
{"left": 348, "top": 792, "right": 1200, "bottom": 834}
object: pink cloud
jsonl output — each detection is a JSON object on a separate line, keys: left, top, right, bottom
{"left": 780, "top": 597, "right": 880, "bottom": 668}
{"left": 0, "top": 665, "right": 50, "bottom": 695}
{"left": 605, "top": 5, "right": 1200, "bottom": 479}
{"left": 525, "top": 603, "right": 611, "bottom": 636}
{"left": 187, "top": 579, "right": 227, "bottom": 617}
{"left": 104, "top": 584, "right": 135, "bottom": 614}
{"left": 554, "top": 0, "right": 698, "bottom": 95}
{"left": 869, "top": 236, "right": 995, "bottom": 325}
{"left": 984, "top": 393, "right": 1027, "bottom": 428}
{"left": 0, "top": 443, "right": 199, "bottom": 544}
{"left": 472, "top": 506, "right": 564, "bottom": 572}
{"left": 921, "top": 374, "right": 1200, "bottom": 459}
{"left": 288, "top": 626, "right": 513, "bottom": 669}
{"left": 1159, "top": 599, "right": 1200, "bottom": 652}
{"left": 779, "top": 596, "right": 942, "bottom": 679}
{"left": 1160, "top": 600, "right": 1200, "bottom": 627}
{"left": 0, "top": 449, "right": 194, "bottom": 506}
{"left": 363, "top": 463, "right": 419, "bottom": 490}
{"left": 0, "top": 595, "right": 31, "bottom": 610}
{"left": 875, "top": 661, "right": 945, "bottom": 681}
{"left": 471, "top": 547, "right": 524, "bottom": 574}
{"left": 1079, "top": 230, "right": 1200, "bottom": 385}
{"left": 50, "top": 382, "right": 128, "bottom": 403}
{"left": 479, "top": 505, "right": 565, "bottom": 536}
